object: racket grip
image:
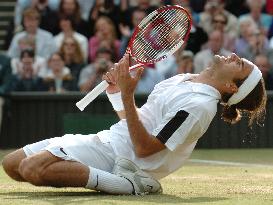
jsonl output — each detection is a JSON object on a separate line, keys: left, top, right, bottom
{"left": 76, "top": 63, "right": 143, "bottom": 111}
{"left": 76, "top": 80, "right": 109, "bottom": 111}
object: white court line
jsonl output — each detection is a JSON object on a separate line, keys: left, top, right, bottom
{"left": 189, "top": 159, "right": 273, "bottom": 168}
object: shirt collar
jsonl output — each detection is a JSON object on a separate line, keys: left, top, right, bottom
{"left": 182, "top": 73, "right": 221, "bottom": 100}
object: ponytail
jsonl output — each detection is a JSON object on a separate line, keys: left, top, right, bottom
{"left": 221, "top": 79, "right": 267, "bottom": 126}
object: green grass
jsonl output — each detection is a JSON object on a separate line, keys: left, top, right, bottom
{"left": 1, "top": 149, "right": 273, "bottom": 205}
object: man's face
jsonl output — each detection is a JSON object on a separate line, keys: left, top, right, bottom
{"left": 49, "top": 54, "right": 65, "bottom": 73}
{"left": 212, "top": 53, "right": 253, "bottom": 82}
{"left": 24, "top": 16, "right": 39, "bottom": 33}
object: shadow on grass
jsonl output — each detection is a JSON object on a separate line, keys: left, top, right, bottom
{"left": 0, "top": 191, "right": 228, "bottom": 204}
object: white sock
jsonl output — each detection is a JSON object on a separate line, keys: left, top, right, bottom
{"left": 86, "top": 166, "right": 134, "bottom": 195}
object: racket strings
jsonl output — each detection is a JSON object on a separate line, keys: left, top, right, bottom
{"left": 132, "top": 9, "right": 190, "bottom": 63}
{"left": 134, "top": 17, "right": 188, "bottom": 62}
{"left": 142, "top": 14, "right": 189, "bottom": 58}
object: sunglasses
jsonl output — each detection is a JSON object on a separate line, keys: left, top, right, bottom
{"left": 213, "top": 20, "right": 227, "bottom": 24}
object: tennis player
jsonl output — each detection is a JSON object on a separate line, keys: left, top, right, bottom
{"left": 2, "top": 53, "right": 266, "bottom": 195}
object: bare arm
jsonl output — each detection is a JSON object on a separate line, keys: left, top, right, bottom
{"left": 116, "top": 55, "right": 166, "bottom": 158}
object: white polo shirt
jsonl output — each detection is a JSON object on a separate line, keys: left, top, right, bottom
{"left": 97, "top": 74, "right": 221, "bottom": 179}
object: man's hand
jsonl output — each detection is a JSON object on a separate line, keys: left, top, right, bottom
{"left": 102, "top": 65, "right": 120, "bottom": 94}
{"left": 116, "top": 54, "right": 143, "bottom": 97}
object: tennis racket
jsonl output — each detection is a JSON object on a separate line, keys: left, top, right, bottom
{"left": 76, "top": 5, "right": 192, "bottom": 111}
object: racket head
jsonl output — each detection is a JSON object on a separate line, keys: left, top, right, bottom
{"left": 127, "top": 5, "right": 192, "bottom": 66}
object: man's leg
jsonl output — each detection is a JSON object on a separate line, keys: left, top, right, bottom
{"left": 2, "top": 148, "right": 27, "bottom": 182}
{"left": 18, "top": 150, "right": 89, "bottom": 187}
{"left": 17, "top": 150, "right": 135, "bottom": 194}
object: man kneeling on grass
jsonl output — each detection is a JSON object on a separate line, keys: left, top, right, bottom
{"left": 2, "top": 53, "right": 266, "bottom": 195}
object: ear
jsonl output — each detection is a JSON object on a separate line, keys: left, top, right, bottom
{"left": 224, "top": 82, "right": 238, "bottom": 94}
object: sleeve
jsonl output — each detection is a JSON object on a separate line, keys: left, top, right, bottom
{"left": 152, "top": 110, "right": 201, "bottom": 151}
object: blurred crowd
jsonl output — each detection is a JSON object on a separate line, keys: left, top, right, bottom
{"left": 1, "top": 0, "right": 273, "bottom": 95}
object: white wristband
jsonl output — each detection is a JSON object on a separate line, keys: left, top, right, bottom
{"left": 106, "top": 91, "right": 124, "bottom": 111}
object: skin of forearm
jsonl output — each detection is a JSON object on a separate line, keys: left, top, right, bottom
{"left": 122, "top": 93, "right": 164, "bottom": 157}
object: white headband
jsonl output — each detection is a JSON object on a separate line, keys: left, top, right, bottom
{"left": 227, "top": 59, "right": 262, "bottom": 106}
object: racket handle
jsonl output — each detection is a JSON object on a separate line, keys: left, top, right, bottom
{"left": 76, "top": 63, "right": 143, "bottom": 111}
{"left": 76, "top": 80, "right": 109, "bottom": 111}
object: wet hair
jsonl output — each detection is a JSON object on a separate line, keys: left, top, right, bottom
{"left": 221, "top": 78, "right": 267, "bottom": 126}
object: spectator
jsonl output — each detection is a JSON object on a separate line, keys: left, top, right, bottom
{"left": 14, "top": 0, "right": 60, "bottom": 33}
{"left": 59, "top": 36, "right": 85, "bottom": 83}
{"left": 239, "top": 0, "right": 272, "bottom": 35}
{"left": 194, "top": 30, "right": 231, "bottom": 73}
{"left": 211, "top": 11, "right": 236, "bottom": 52}
{"left": 176, "top": 50, "right": 194, "bottom": 75}
{"left": 9, "top": 49, "right": 47, "bottom": 92}
{"left": 0, "top": 54, "right": 12, "bottom": 94}
{"left": 199, "top": 0, "right": 239, "bottom": 38}
{"left": 254, "top": 54, "right": 273, "bottom": 90}
{"left": 78, "top": 47, "right": 114, "bottom": 92}
{"left": 119, "top": 8, "right": 147, "bottom": 56}
{"left": 43, "top": 52, "right": 76, "bottom": 92}
{"left": 235, "top": 17, "right": 258, "bottom": 56}
{"left": 7, "top": 8, "right": 56, "bottom": 59}
{"left": 58, "top": 0, "right": 88, "bottom": 37}
{"left": 11, "top": 47, "right": 47, "bottom": 78}
{"left": 240, "top": 28, "right": 270, "bottom": 61}
{"left": 89, "top": 16, "right": 121, "bottom": 62}
{"left": 54, "top": 15, "right": 88, "bottom": 62}
{"left": 88, "top": 0, "right": 121, "bottom": 38}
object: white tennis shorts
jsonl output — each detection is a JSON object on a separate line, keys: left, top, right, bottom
{"left": 23, "top": 134, "right": 116, "bottom": 172}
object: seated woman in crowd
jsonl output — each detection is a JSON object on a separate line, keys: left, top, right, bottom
{"left": 58, "top": 36, "right": 86, "bottom": 83}
{"left": 89, "top": 16, "right": 121, "bottom": 62}
{"left": 43, "top": 52, "right": 77, "bottom": 92}
{"left": 54, "top": 15, "right": 88, "bottom": 62}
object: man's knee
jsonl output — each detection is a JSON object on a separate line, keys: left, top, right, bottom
{"left": 18, "top": 157, "right": 45, "bottom": 186}
{"left": 2, "top": 149, "right": 26, "bottom": 181}
{"left": 18, "top": 151, "right": 61, "bottom": 186}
